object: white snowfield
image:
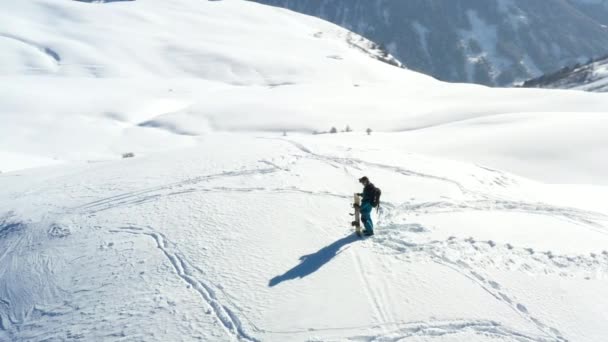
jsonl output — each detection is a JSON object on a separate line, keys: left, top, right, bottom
{"left": 2, "top": 134, "right": 608, "bottom": 342}
{"left": 2, "top": 0, "right": 608, "bottom": 341}
{"left": 2, "top": 0, "right": 608, "bottom": 183}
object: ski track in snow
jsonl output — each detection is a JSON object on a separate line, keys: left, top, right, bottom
{"left": 344, "top": 223, "right": 574, "bottom": 341}
{"left": 73, "top": 167, "right": 282, "bottom": 214}
{"left": 372, "top": 204, "right": 607, "bottom": 341}
{"left": 261, "top": 319, "right": 555, "bottom": 342}
{"left": 109, "top": 226, "right": 260, "bottom": 342}
{"left": 394, "top": 199, "right": 608, "bottom": 232}
{"left": 283, "top": 139, "right": 479, "bottom": 195}
{"left": 353, "top": 252, "right": 389, "bottom": 325}
{"left": 383, "top": 238, "right": 566, "bottom": 340}
{"left": 351, "top": 319, "right": 559, "bottom": 342}
{"left": 282, "top": 138, "right": 608, "bottom": 231}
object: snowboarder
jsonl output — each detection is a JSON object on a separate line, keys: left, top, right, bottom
{"left": 357, "top": 176, "right": 379, "bottom": 236}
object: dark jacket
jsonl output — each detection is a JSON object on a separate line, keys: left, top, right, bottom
{"left": 360, "top": 183, "right": 376, "bottom": 204}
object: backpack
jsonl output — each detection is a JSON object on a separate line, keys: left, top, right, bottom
{"left": 372, "top": 187, "right": 382, "bottom": 208}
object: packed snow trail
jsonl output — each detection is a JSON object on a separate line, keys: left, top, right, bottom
{"left": 1, "top": 134, "right": 608, "bottom": 341}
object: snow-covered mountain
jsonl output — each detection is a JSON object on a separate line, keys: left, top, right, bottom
{"left": 253, "top": 0, "right": 608, "bottom": 86}
{"left": 2, "top": 0, "right": 608, "bottom": 341}
{"left": 3, "top": 0, "right": 608, "bottom": 181}
{"left": 523, "top": 55, "right": 608, "bottom": 92}
{"left": 0, "top": 0, "right": 407, "bottom": 172}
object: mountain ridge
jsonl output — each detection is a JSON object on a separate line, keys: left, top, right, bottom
{"left": 522, "top": 54, "right": 608, "bottom": 92}
{"left": 252, "top": 0, "right": 608, "bottom": 86}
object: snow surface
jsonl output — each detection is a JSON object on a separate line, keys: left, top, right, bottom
{"left": 2, "top": 134, "right": 608, "bottom": 341}
{"left": 2, "top": 0, "right": 608, "bottom": 341}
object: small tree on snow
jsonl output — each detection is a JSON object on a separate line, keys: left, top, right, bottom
{"left": 283, "top": 130, "right": 287, "bottom": 137}
{"left": 330, "top": 126, "right": 338, "bottom": 134}
{"left": 366, "top": 128, "right": 372, "bottom": 135}
{"left": 345, "top": 125, "right": 352, "bottom": 132}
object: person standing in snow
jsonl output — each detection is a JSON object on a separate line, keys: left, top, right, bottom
{"left": 357, "top": 176, "right": 377, "bottom": 236}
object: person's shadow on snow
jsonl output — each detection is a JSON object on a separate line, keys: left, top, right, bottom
{"left": 268, "top": 234, "right": 360, "bottom": 287}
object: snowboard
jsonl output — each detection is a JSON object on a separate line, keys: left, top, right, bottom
{"left": 351, "top": 193, "right": 362, "bottom": 237}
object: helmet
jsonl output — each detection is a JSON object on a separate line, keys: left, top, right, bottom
{"left": 359, "top": 176, "right": 369, "bottom": 183}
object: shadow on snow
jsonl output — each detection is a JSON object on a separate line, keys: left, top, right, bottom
{"left": 269, "top": 234, "right": 360, "bottom": 287}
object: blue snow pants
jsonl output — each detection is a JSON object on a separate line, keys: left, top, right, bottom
{"left": 360, "top": 202, "right": 374, "bottom": 233}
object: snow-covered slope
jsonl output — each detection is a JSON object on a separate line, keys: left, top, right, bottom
{"left": 2, "top": 134, "right": 608, "bottom": 341}
{"left": 2, "top": 0, "right": 608, "bottom": 184}
{"left": 0, "top": 0, "right": 401, "bottom": 79}
{"left": 523, "top": 55, "right": 608, "bottom": 92}
{"left": 252, "top": 0, "right": 608, "bottom": 86}
{"left": 0, "top": 0, "right": 408, "bottom": 172}
{"left": 2, "top": 1, "right": 608, "bottom": 341}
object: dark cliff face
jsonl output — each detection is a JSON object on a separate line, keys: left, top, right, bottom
{"left": 252, "top": 0, "right": 608, "bottom": 86}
